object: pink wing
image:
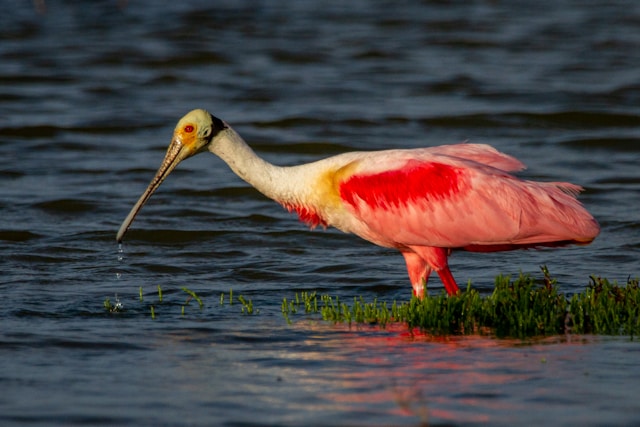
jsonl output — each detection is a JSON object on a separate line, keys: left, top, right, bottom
{"left": 425, "top": 143, "right": 526, "bottom": 172}
{"left": 337, "top": 144, "right": 599, "bottom": 250}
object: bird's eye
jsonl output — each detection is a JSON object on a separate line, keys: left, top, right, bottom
{"left": 184, "top": 125, "right": 194, "bottom": 133}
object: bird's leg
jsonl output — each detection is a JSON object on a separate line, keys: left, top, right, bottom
{"left": 412, "top": 277, "right": 429, "bottom": 299}
{"left": 407, "top": 246, "right": 460, "bottom": 296}
{"left": 436, "top": 267, "right": 460, "bottom": 296}
{"left": 401, "top": 251, "right": 432, "bottom": 299}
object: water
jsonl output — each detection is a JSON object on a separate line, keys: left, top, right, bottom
{"left": 1, "top": 1, "right": 639, "bottom": 425}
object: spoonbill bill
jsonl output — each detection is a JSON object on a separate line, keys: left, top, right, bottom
{"left": 117, "top": 109, "right": 600, "bottom": 297}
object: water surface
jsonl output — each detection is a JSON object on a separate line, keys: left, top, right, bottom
{"left": 1, "top": 1, "right": 639, "bottom": 425}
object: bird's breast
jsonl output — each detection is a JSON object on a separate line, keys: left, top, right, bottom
{"left": 279, "top": 159, "right": 361, "bottom": 231}
{"left": 282, "top": 203, "right": 327, "bottom": 229}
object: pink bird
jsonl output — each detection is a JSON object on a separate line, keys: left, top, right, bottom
{"left": 117, "top": 109, "right": 600, "bottom": 297}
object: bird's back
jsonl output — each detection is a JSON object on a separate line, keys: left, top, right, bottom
{"left": 303, "top": 143, "right": 601, "bottom": 250}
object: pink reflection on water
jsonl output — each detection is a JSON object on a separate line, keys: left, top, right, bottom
{"left": 294, "top": 321, "right": 594, "bottom": 425}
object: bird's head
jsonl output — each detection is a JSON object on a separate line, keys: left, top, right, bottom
{"left": 116, "top": 109, "right": 227, "bottom": 242}
{"left": 172, "top": 109, "right": 227, "bottom": 158}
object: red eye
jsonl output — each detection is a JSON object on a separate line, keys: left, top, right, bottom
{"left": 184, "top": 125, "right": 194, "bottom": 133}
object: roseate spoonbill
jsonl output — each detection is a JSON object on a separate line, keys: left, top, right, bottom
{"left": 117, "top": 109, "right": 600, "bottom": 297}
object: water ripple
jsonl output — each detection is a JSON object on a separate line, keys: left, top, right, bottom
{"left": 1, "top": 2, "right": 639, "bottom": 426}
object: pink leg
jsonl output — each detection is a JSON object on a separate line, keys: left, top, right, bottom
{"left": 436, "top": 266, "right": 460, "bottom": 296}
{"left": 401, "top": 251, "right": 432, "bottom": 298}
{"left": 409, "top": 246, "right": 460, "bottom": 296}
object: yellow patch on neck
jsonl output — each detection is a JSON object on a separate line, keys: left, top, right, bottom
{"left": 278, "top": 159, "right": 361, "bottom": 229}
{"left": 314, "top": 160, "right": 360, "bottom": 214}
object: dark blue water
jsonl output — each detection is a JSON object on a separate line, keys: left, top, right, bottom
{"left": 1, "top": 1, "right": 639, "bottom": 425}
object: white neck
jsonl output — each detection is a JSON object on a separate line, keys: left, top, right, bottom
{"left": 208, "top": 127, "right": 294, "bottom": 203}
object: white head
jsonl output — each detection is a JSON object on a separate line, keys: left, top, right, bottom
{"left": 116, "top": 109, "right": 227, "bottom": 242}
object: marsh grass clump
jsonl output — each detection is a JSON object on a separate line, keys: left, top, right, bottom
{"left": 282, "top": 272, "right": 640, "bottom": 338}
{"left": 237, "top": 295, "right": 256, "bottom": 314}
{"left": 480, "top": 274, "right": 569, "bottom": 337}
{"left": 396, "top": 283, "right": 484, "bottom": 335}
{"left": 568, "top": 276, "right": 640, "bottom": 335}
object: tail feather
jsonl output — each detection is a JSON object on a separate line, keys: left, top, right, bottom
{"left": 549, "top": 182, "right": 584, "bottom": 197}
{"left": 432, "top": 143, "right": 526, "bottom": 172}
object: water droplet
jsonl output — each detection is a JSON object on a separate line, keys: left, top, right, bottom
{"left": 117, "top": 243, "right": 125, "bottom": 262}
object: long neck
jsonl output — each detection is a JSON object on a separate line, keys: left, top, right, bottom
{"left": 208, "top": 127, "right": 293, "bottom": 203}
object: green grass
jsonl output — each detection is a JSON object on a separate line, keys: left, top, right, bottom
{"left": 181, "top": 287, "right": 204, "bottom": 308}
{"left": 104, "top": 287, "right": 256, "bottom": 318}
{"left": 282, "top": 271, "right": 640, "bottom": 338}
{"left": 104, "top": 270, "right": 640, "bottom": 338}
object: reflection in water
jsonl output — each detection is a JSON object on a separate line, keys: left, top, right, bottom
{"left": 2, "top": 1, "right": 639, "bottom": 425}
{"left": 297, "top": 325, "right": 597, "bottom": 425}
{"left": 158, "top": 320, "right": 600, "bottom": 425}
